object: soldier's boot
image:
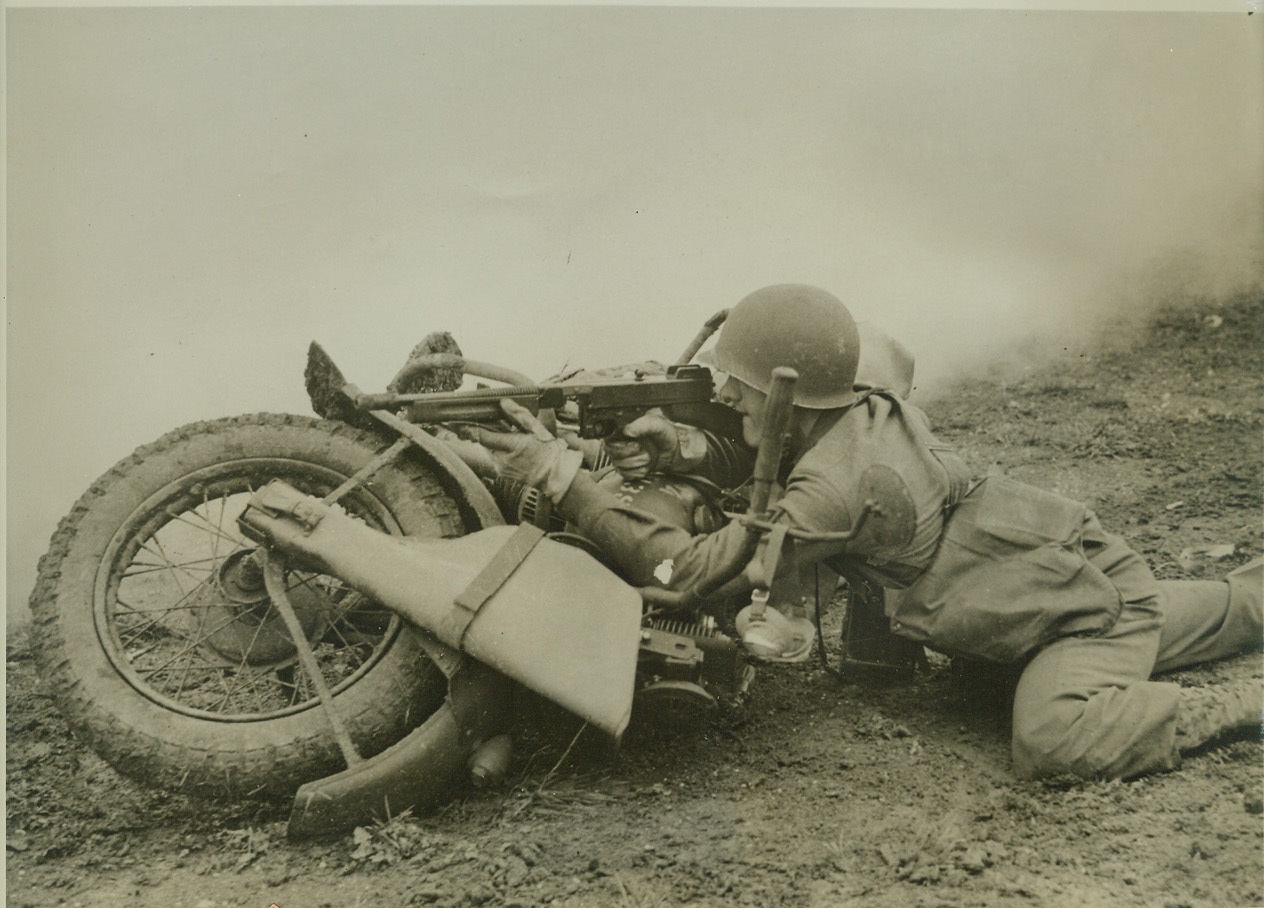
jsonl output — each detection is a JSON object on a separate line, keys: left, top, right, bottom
{"left": 1174, "top": 680, "right": 1264, "bottom": 754}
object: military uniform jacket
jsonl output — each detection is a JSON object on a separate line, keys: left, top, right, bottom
{"left": 562, "top": 392, "right": 1124, "bottom": 664}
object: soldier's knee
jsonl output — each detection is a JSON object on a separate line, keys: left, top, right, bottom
{"left": 1012, "top": 704, "right": 1069, "bottom": 778}
{"left": 1012, "top": 735, "right": 1076, "bottom": 780}
{"left": 1010, "top": 702, "right": 1108, "bottom": 780}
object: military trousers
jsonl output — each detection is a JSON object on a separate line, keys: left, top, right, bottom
{"left": 1009, "top": 517, "right": 1262, "bottom": 780}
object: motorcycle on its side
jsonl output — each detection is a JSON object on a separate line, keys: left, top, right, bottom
{"left": 28, "top": 315, "right": 787, "bottom": 838}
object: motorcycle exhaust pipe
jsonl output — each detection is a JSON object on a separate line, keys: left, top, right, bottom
{"left": 239, "top": 481, "right": 642, "bottom": 740}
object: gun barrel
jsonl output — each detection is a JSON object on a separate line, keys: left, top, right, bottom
{"left": 352, "top": 385, "right": 554, "bottom": 414}
{"left": 351, "top": 365, "right": 716, "bottom": 438}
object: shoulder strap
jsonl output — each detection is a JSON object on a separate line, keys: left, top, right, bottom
{"left": 860, "top": 388, "right": 973, "bottom": 505}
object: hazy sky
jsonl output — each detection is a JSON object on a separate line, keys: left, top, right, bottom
{"left": 6, "top": 5, "right": 1263, "bottom": 616}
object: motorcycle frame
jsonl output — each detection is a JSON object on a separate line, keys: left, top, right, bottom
{"left": 276, "top": 319, "right": 884, "bottom": 837}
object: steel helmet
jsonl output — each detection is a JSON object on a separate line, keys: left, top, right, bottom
{"left": 708, "top": 284, "right": 861, "bottom": 409}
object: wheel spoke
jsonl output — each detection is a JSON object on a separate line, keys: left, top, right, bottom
{"left": 138, "top": 607, "right": 245, "bottom": 682}
{"left": 287, "top": 673, "right": 306, "bottom": 707}
{"left": 288, "top": 571, "right": 377, "bottom": 629}
{"left": 322, "top": 616, "right": 359, "bottom": 660}
{"left": 117, "top": 612, "right": 180, "bottom": 648}
{"left": 208, "top": 604, "right": 278, "bottom": 710}
{"left": 102, "top": 460, "right": 427, "bottom": 722}
{"left": 123, "top": 555, "right": 221, "bottom": 578}
{"left": 287, "top": 572, "right": 356, "bottom": 627}
{"left": 163, "top": 509, "right": 251, "bottom": 556}
{"left": 210, "top": 666, "right": 251, "bottom": 712}
{"left": 240, "top": 671, "right": 274, "bottom": 713}
{"left": 115, "top": 596, "right": 211, "bottom": 616}
{"left": 113, "top": 575, "right": 219, "bottom": 646}
{"left": 144, "top": 536, "right": 196, "bottom": 596}
{"left": 203, "top": 487, "right": 223, "bottom": 567}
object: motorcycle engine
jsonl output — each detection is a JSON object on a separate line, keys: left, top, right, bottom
{"left": 634, "top": 615, "right": 754, "bottom": 727}
{"left": 494, "top": 471, "right": 753, "bottom": 727}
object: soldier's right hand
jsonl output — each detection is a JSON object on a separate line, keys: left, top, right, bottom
{"left": 603, "top": 411, "right": 681, "bottom": 480}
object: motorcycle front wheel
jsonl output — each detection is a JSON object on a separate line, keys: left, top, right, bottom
{"left": 30, "top": 413, "right": 475, "bottom": 801}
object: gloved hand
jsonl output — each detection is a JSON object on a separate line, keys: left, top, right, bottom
{"left": 461, "top": 400, "right": 585, "bottom": 503}
{"left": 603, "top": 411, "right": 705, "bottom": 480}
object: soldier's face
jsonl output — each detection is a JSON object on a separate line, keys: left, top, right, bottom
{"left": 717, "top": 376, "right": 767, "bottom": 448}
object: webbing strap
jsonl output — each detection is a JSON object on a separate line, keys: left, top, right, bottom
{"left": 757, "top": 524, "right": 791, "bottom": 589}
{"left": 451, "top": 523, "right": 547, "bottom": 645}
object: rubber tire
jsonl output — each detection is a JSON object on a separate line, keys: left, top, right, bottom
{"left": 30, "top": 413, "right": 475, "bottom": 801}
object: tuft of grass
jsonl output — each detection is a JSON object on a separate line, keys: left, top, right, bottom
{"left": 348, "top": 807, "right": 426, "bottom": 867}
{"left": 499, "top": 722, "right": 619, "bottom": 821}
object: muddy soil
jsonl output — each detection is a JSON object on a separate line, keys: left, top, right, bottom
{"left": 7, "top": 294, "right": 1263, "bottom": 908}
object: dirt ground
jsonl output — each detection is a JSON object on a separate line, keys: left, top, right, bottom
{"left": 7, "top": 293, "right": 1263, "bottom": 908}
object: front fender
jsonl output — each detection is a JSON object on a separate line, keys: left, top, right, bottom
{"left": 369, "top": 408, "right": 505, "bottom": 532}
{"left": 287, "top": 659, "right": 514, "bottom": 839}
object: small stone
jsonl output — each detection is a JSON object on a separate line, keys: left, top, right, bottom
{"left": 407, "top": 890, "right": 444, "bottom": 904}
{"left": 1189, "top": 840, "right": 1218, "bottom": 859}
{"left": 877, "top": 844, "right": 901, "bottom": 867}
{"left": 982, "top": 840, "right": 1009, "bottom": 861}
{"left": 1244, "top": 794, "right": 1263, "bottom": 815}
{"left": 907, "top": 863, "right": 940, "bottom": 884}
{"left": 504, "top": 856, "right": 530, "bottom": 887}
{"left": 958, "top": 846, "right": 987, "bottom": 874}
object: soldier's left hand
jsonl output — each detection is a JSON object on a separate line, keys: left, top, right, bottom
{"left": 461, "top": 400, "right": 584, "bottom": 502}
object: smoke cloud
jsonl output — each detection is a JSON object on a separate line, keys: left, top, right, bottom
{"left": 7, "top": 6, "right": 1262, "bottom": 617}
